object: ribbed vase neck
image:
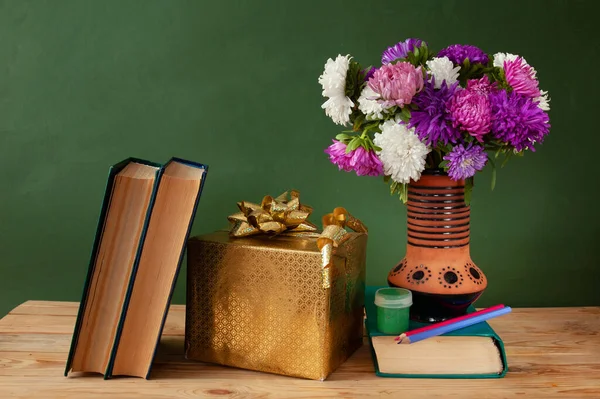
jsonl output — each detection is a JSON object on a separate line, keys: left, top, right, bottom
{"left": 406, "top": 174, "right": 470, "bottom": 249}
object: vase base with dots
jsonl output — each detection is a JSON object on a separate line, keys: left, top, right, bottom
{"left": 392, "top": 287, "right": 485, "bottom": 323}
{"left": 386, "top": 170, "right": 488, "bottom": 323}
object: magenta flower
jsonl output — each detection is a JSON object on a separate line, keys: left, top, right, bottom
{"left": 325, "top": 140, "right": 353, "bottom": 172}
{"left": 449, "top": 78, "right": 492, "bottom": 141}
{"left": 350, "top": 146, "right": 384, "bottom": 176}
{"left": 466, "top": 75, "right": 497, "bottom": 95}
{"left": 504, "top": 57, "right": 541, "bottom": 98}
{"left": 324, "top": 140, "right": 383, "bottom": 177}
{"left": 368, "top": 62, "right": 424, "bottom": 108}
{"left": 444, "top": 143, "right": 488, "bottom": 181}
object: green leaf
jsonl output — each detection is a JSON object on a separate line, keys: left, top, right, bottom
{"left": 390, "top": 181, "right": 398, "bottom": 195}
{"left": 438, "top": 159, "right": 449, "bottom": 170}
{"left": 399, "top": 106, "right": 411, "bottom": 122}
{"left": 346, "top": 137, "right": 361, "bottom": 153}
{"left": 383, "top": 175, "right": 391, "bottom": 183}
{"left": 400, "top": 183, "right": 409, "bottom": 204}
{"left": 335, "top": 133, "right": 352, "bottom": 142}
{"left": 464, "top": 177, "right": 474, "bottom": 205}
{"left": 362, "top": 121, "right": 381, "bottom": 135}
{"left": 487, "top": 154, "right": 497, "bottom": 191}
{"left": 353, "top": 113, "right": 365, "bottom": 132}
{"left": 501, "top": 152, "right": 512, "bottom": 168}
{"left": 372, "top": 145, "right": 382, "bottom": 152}
{"left": 344, "top": 59, "right": 364, "bottom": 100}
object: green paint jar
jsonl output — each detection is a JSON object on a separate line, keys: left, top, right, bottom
{"left": 375, "top": 288, "right": 412, "bottom": 334}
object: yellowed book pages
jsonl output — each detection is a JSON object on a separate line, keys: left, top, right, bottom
{"left": 70, "top": 162, "right": 158, "bottom": 375}
{"left": 111, "top": 161, "right": 205, "bottom": 378}
{"left": 372, "top": 335, "right": 504, "bottom": 375}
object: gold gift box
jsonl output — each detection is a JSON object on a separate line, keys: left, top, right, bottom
{"left": 184, "top": 230, "right": 367, "bottom": 380}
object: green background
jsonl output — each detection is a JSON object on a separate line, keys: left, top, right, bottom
{"left": 1, "top": 0, "right": 598, "bottom": 317}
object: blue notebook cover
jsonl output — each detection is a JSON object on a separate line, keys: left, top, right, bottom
{"left": 64, "top": 158, "right": 162, "bottom": 377}
{"left": 105, "top": 157, "right": 208, "bottom": 379}
{"left": 365, "top": 286, "right": 508, "bottom": 379}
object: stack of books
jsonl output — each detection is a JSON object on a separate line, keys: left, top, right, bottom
{"left": 365, "top": 286, "right": 508, "bottom": 378}
{"left": 64, "top": 157, "right": 207, "bottom": 379}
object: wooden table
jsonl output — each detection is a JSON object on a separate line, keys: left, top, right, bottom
{"left": 0, "top": 301, "right": 599, "bottom": 398}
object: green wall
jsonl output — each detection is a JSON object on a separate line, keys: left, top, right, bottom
{"left": 1, "top": 0, "right": 598, "bottom": 317}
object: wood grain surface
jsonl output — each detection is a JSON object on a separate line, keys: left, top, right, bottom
{"left": 0, "top": 301, "right": 599, "bottom": 398}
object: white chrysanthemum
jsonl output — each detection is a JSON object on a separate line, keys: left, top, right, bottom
{"left": 373, "top": 119, "right": 430, "bottom": 184}
{"left": 358, "top": 86, "right": 386, "bottom": 120}
{"left": 493, "top": 52, "right": 537, "bottom": 75}
{"left": 493, "top": 52, "right": 522, "bottom": 68}
{"left": 425, "top": 57, "right": 460, "bottom": 89}
{"left": 534, "top": 90, "right": 550, "bottom": 111}
{"left": 318, "top": 54, "right": 354, "bottom": 126}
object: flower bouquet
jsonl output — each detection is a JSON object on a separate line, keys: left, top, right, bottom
{"left": 318, "top": 38, "right": 550, "bottom": 202}
{"left": 318, "top": 39, "right": 551, "bottom": 321}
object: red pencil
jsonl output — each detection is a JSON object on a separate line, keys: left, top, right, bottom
{"left": 394, "top": 304, "right": 506, "bottom": 341}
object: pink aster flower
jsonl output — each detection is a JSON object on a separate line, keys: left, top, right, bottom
{"left": 368, "top": 62, "right": 424, "bottom": 108}
{"left": 324, "top": 140, "right": 383, "bottom": 177}
{"left": 449, "top": 80, "right": 492, "bottom": 141}
{"left": 504, "top": 57, "right": 541, "bottom": 98}
{"left": 466, "top": 75, "right": 497, "bottom": 96}
{"left": 349, "top": 146, "right": 384, "bottom": 176}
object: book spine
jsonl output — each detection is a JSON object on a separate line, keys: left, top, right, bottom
{"left": 144, "top": 159, "right": 208, "bottom": 379}
{"left": 103, "top": 163, "right": 165, "bottom": 379}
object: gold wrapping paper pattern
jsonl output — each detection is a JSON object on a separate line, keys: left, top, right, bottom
{"left": 228, "top": 190, "right": 368, "bottom": 290}
{"left": 185, "top": 231, "right": 367, "bottom": 380}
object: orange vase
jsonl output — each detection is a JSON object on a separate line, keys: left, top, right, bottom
{"left": 388, "top": 170, "right": 487, "bottom": 322}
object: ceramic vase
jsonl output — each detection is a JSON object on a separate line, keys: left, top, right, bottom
{"left": 387, "top": 170, "right": 487, "bottom": 323}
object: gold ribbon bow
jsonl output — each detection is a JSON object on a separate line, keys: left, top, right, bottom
{"left": 228, "top": 190, "right": 318, "bottom": 237}
{"left": 228, "top": 191, "right": 368, "bottom": 288}
{"left": 317, "top": 207, "right": 368, "bottom": 288}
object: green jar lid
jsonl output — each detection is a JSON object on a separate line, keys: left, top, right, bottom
{"left": 374, "top": 287, "right": 413, "bottom": 308}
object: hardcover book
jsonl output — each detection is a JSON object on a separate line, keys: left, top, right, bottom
{"left": 365, "top": 286, "right": 508, "bottom": 378}
{"left": 65, "top": 157, "right": 208, "bottom": 379}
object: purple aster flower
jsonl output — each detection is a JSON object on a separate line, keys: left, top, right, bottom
{"left": 382, "top": 38, "right": 426, "bottom": 64}
{"left": 449, "top": 78, "right": 492, "bottom": 141}
{"left": 489, "top": 90, "right": 550, "bottom": 152}
{"left": 364, "top": 66, "right": 377, "bottom": 81}
{"left": 324, "top": 140, "right": 383, "bottom": 176}
{"left": 437, "top": 44, "right": 489, "bottom": 65}
{"left": 408, "top": 78, "right": 462, "bottom": 145}
{"left": 443, "top": 143, "right": 488, "bottom": 181}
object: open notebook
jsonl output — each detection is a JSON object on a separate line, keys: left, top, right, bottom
{"left": 365, "top": 286, "right": 508, "bottom": 378}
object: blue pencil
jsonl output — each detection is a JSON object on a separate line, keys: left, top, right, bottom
{"left": 397, "top": 306, "right": 512, "bottom": 344}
